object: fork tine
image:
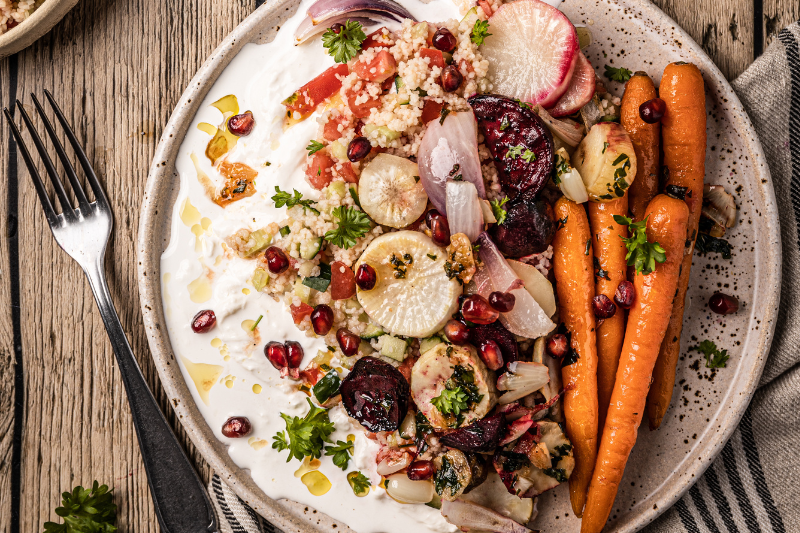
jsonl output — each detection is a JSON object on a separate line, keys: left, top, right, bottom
{"left": 30, "top": 93, "right": 91, "bottom": 212}
{"left": 14, "top": 100, "right": 76, "bottom": 220}
{"left": 4, "top": 108, "right": 60, "bottom": 227}
{"left": 43, "top": 90, "right": 110, "bottom": 208}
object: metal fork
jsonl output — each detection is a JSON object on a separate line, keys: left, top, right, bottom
{"left": 4, "top": 92, "right": 217, "bottom": 532}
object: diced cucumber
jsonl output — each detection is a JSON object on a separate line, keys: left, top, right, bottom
{"left": 327, "top": 180, "right": 347, "bottom": 199}
{"left": 380, "top": 335, "right": 407, "bottom": 361}
{"left": 300, "top": 237, "right": 323, "bottom": 260}
{"left": 419, "top": 336, "right": 443, "bottom": 355}
{"left": 364, "top": 123, "right": 401, "bottom": 142}
{"left": 293, "top": 278, "right": 312, "bottom": 303}
{"left": 394, "top": 76, "right": 405, "bottom": 91}
{"left": 411, "top": 21, "right": 428, "bottom": 40}
{"left": 244, "top": 228, "right": 272, "bottom": 257}
{"left": 360, "top": 323, "right": 385, "bottom": 339}
{"left": 461, "top": 6, "right": 478, "bottom": 24}
{"left": 252, "top": 267, "right": 270, "bottom": 292}
{"left": 328, "top": 140, "right": 347, "bottom": 161}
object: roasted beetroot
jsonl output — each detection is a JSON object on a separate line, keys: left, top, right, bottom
{"left": 439, "top": 413, "right": 507, "bottom": 453}
{"left": 468, "top": 320, "right": 519, "bottom": 365}
{"left": 340, "top": 356, "right": 409, "bottom": 432}
{"left": 490, "top": 194, "right": 555, "bottom": 257}
{"left": 468, "top": 94, "right": 554, "bottom": 199}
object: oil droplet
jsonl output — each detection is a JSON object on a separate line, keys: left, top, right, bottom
{"left": 302, "top": 471, "right": 332, "bottom": 496}
{"left": 242, "top": 288, "right": 251, "bottom": 295}
{"left": 248, "top": 437, "right": 269, "bottom": 450}
{"left": 191, "top": 224, "right": 205, "bottom": 252}
{"left": 187, "top": 273, "right": 212, "bottom": 303}
{"left": 347, "top": 471, "right": 371, "bottom": 497}
{"left": 180, "top": 356, "right": 223, "bottom": 405}
{"left": 180, "top": 197, "right": 201, "bottom": 226}
{"left": 211, "top": 338, "right": 222, "bottom": 348}
{"left": 211, "top": 94, "right": 240, "bottom": 116}
{"left": 224, "top": 355, "right": 231, "bottom": 362}
{"left": 252, "top": 384, "right": 262, "bottom": 394}
{"left": 163, "top": 273, "right": 171, "bottom": 283}
{"left": 225, "top": 378, "right": 234, "bottom": 389}
{"left": 294, "top": 456, "right": 322, "bottom": 478}
{"left": 214, "top": 255, "right": 224, "bottom": 266}
{"left": 190, "top": 153, "right": 217, "bottom": 200}
{"left": 220, "top": 344, "right": 230, "bottom": 358}
{"left": 197, "top": 122, "right": 217, "bottom": 136}
{"left": 241, "top": 319, "right": 256, "bottom": 331}
{"left": 201, "top": 217, "right": 212, "bottom": 231}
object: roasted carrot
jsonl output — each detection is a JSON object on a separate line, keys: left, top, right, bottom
{"left": 621, "top": 72, "right": 660, "bottom": 222}
{"left": 646, "top": 62, "right": 706, "bottom": 430}
{"left": 587, "top": 197, "right": 628, "bottom": 434}
{"left": 581, "top": 195, "right": 689, "bottom": 533}
{"left": 552, "top": 197, "right": 598, "bottom": 518}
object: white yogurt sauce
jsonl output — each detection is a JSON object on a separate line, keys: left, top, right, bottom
{"left": 160, "top": 1, "right": 464, "bottom": 532}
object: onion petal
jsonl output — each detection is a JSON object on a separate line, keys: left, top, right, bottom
{"left": 419, "top": 110, "right": 485, "bottom": 212}
{"left": 702, "top": 184, "right": 737, "bottom": 228}
{"left": 441, "top": 499, "right": 532, "bottom": 533}
{"left": 536, "top": 105, "right": 584, "bottom": 147}
{"left": 497, "top": 361, "right": 550, "bottom": 405}
{"left": 446, "top": 180, "right": 484, "bottom": 243}
{"left": 295, "top": 14, "right": 380, "bottom": 43}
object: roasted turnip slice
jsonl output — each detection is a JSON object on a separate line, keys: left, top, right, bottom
{"left": 548, "top": 51, "right": 596, "bottom": 117}
{"left": 439, "top": 413, "right": 507, "bottom": 453}
{"left": 480, "top": 0, "right": 578, "bottom": 107}
{"left": 468, "top": 94, "right": 554, "bottom": 199}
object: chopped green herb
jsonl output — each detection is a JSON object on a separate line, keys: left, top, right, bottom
{"left": 490, "top": 197, "right": 509, "bottom": 225}
{"left": 604, "top": 64, "right": 633, "bottom": 82}
{"left": 602, "top": 141, "right": 609, "bottom": 154}
{"left": 306, "top": 140, "right": 325, "bottom": 155}
{"left": 543, "top": 467, "right": 568, "bottom": 482}
{"left": 427, "top": 253, "right": 437, "bottom": 260}
{"left": 324, "top": 439, "right": 353, "bottom": 470}
{"left": 272, "top": 186, "right": 320, "bottom": 215}
{"left": 500, "top": 116, "right": 510, "bottom": 131}
{"left": 303, "top": 262, "right": 332, "bottom": 292}
{"left": 322, "top": 20, "right": 366, "bottom": 63}
{"left": 280, "top": 225, "right": 291, "bottom": 237}
{"left": 613, "top": 214, "right": 667, "bottom": 275}
{"left": 505, "top": 145, "right": 524, "bottom": 159}
{"left": 324, "top": 206, "right": 372, "bottom": 249}
{"left": 431, "top": 387, "right": 469, "bottom": 417}
{"left": 585, "top": 239, "right": 591, "bottom": 256}
{"left": 434, "top": 456, "right": 463, "bottom": 496}
{"left": 470, "top": 19, "right": 491, "bottom": 46}
{"left": 414, "top": 87, "right": 428, "bottom": 97}
{"left": 691, "top": 339, "right": 730, "bottom": 369}
{"left": 439, "top": 108, "right": 451, "bottom": 125}
{"left": 272, "top": 398, "right": 335, "bottom": 462}
{"left": 349, "top": 186, "right": 362, "bottom": 208}
{"left": 695, "top": 233, "right": 733, "bottom": 259}
{"left": 556, "top": 215, "right": 568, "bottom": 230}
{"left": 521, "top": 149, "right": 536, "bottom": 163}
{"left": 251, "top": 315, "right": 263, "bottom": 331}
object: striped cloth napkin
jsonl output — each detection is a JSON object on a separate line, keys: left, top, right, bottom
{"left": 207, "top": 21, "right": 800, "bottom": 533}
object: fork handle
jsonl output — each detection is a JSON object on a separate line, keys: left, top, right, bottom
{"left": 85, "top": 259, "right": 218, "bottom": 532}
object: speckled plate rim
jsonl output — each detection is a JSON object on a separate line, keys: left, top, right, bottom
{"left": 0, "top": 0, "right": 80, "bottom": 60}
{"left": 136, "top": 1, "right": 782, "bottom": 531}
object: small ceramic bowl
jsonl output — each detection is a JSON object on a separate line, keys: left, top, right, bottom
{"left": 0, "top": 0, "right": 80, "bottom": 59}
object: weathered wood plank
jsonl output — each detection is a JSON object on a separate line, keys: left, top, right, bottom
{"left": 764, "top": 0, "right": 800, "bottom": 49}
{"left": 652, "top": 0, "right": 754, "bottom": 80}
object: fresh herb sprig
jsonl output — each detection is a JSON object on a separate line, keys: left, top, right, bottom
{"left": 431, "top": 386, "right": 469, "bottom": 416}
{"left": 613, "top": 214, "right": 666, "bottom": 275}
{"left": 490, "top": 197, "right": 509, "bottom": 225}
{"left": 322, "top": 20, "right": 366, "bottom": 63}
{"left": 43, "top": 481, "right": 117, "bottom": 533}
{"left": 604, "top": 64, "right": 633, "bottom": 82}
{"left": 325, "top": 439, "right": 354, "bottom": 470}
{"left": 470, "top": 19, "right": 491, "bottom": 46}
{"left": 272, "top": 186, "right": 320, "bottom": 215}
{"left": 324, "top": 206, "right": 372, "bottom": 249}
{"left": 272, "top": 398, "right": 335, "bottom": 462}
{"left": 306, "top": 140, "right": 325, "bottom": 155}
{"left": 692, "top": 339, "right": 730, "bottom": 369}
{"left": 349, "top": 471, "right": 372, "bottom": 495}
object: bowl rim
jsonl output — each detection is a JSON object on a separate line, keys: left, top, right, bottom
{"left": 136, "top": 1, "right": 782, "bottom": 531}
{"left": 0, "top": 0, "right": 81, "bottom": 59}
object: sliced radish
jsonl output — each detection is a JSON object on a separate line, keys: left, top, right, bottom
{"left": 548, "top": 51, "right": 596, "bottom": 117}
{"left": 480, "top": 0, "right": 578, "bottom": 107}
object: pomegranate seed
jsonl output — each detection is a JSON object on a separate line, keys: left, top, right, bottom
{"left": 355, "top": 263, "right": 377, "bottom": 291}
{"left": 228, "top": 111, "right": 255, "bottom": 136}
{"left": 347, "top": 136, "right": 372, "bottom": 162}
{"left": 336, "top": 328, "right": 361, "bottom": 356}
{"left": 191, "top": 310, "right": 216, "bottom": 333}
{"left": 441, "top": 65, "right": 463, "bottom": 93}
{"left": 426, "top": 210, "right": 451, "bottom": 247}
{"left": 592, "top": 295, "right": 617, "bottom": 319}
{"left": 443, "top": 319, "right": 469, "bottom": 345}
{"left": 709, "top": 292, "right": 739, "bottom": 315}
{"left": 406, "top": 460, "right": 435, "bottom": 480}
{"left": 432, "top": 28, "right": 457, "bottom": 53}
{"left": 614, "top": 281, "right": 636, "bottom": 309}
{"left": 639, "top": 97, "right": 666, "bottom": 124}
{"left": 311, "top": 305, "right": 334, "bottom": 335}
{"left": 461, "top": 294, "right": 499, "bottom": 325}
{"left": 479, "top": 340, "right": 504, "bottom": 371}
{"left": 265, "top": 246, "right": 290, "bottom": 273}
{"left": 265, "top": 341, "right": 288, "bottom": 370}
{"left": 546, "top": 334, "right": 569, "bottom": 359}
{"left": 221, "top": 416, "right": 252, "bottom": 438}
{"left": 286, "top": 340, "right": 304, "bottom": 369}
{"left": 330, "top": 22, "right": 344, "bottom": 34}
{"left": 488, "top": 291, "right": 515, "bottom": 313}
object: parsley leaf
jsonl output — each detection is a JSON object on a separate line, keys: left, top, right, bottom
{"left": 613, "top": 214, "right": 667, "bottom": 275}
{"left": 505, "top": 145, "right": 524, "bottom": 159}
{"left": 470, "top": 19, "right": 491, "bottom": 46}
{"left": 272, "top": 398, "right": 335, "bottom": 462}
{"left": 324, "top": 206, "right": 372, "bottom": 249}
{"left": 604, "top": 64, "right": 633, "bottom": 82}
{"left": 692, "top": 339, "right": 730, "bottom": 369}
{"left": 272, "top": 186, "right": 320, "bottom": 215}
{"left": 325, "top": 439, "right": 354, "bottom": 470}
{"left": 306, "top": 140, "right": 325, "bottom": 155}
{"left": 490, "top": 197, "right": 510, "bottom": 225}
{"left": 322, "top": 20, "right": 366, "bottom": 63}
{"left": 500, "top": 116, "right": 510, "bottom": 131}
{"left": 43, "top": 481, "right": 117, "bottom": 533}
{"left": 521, "top": 149, "right": 536, "bottom": 163}
{"left": 431, "top": 386, "right": 469, "bottom": 417}
{"left": 349, "top": 471, "right": 372, "bottom": 495}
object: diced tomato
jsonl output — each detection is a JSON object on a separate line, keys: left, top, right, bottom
{"left": 300, "top": 366, "right": 324, "bottom": 387}
{"left": 330, "top": 261, "right": 357, "bottom": 300}
{"left": 421, "top": 99, "right": 445, "bottom": 124}
{"left": 334, "top": 161, "right": 359, "bottom": 184}
{"left": 345, "top": 86, "right": 381, "bottom": 119}
{"left": 381, "top": 76, "right": 395, "bottom": 93}
{"left": 362, "top": 27, "right": 394, "bottom": 49}
{"left": 323, "top": 114, "right": 350, "bottom": 142}
{"left": 306, "top": 152, "right": 335, "bottom": 189}
{"left": 419, "top": 48, "right": 445, "bottom": 69}
{"left": 459, "top": 59, "right": 475, "bottom": 74}
{"left": 354, "top": 50, "right": 397, "bottom": 83}
{"left": 283, "top": 64, "right": 349, "bottom": 119}
{"left": 290, "top": 302, "right": 314, "bottom": 324}
{"left": 478, "top": 0, "right": 493, "bottom": 17}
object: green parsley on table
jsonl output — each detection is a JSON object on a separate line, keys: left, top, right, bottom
{"left": 470, "top": 19, "right": 491, "bottom": 46}
{"left": 43, "top": 481, "right": 117, "bottom": 533}
{"left": 306, "top": 139, "right": 325, "bottom": 155}
{"left": 349, "top": 471, "right": 372, "bottom": 495}
{"left": 613, "top": 214, "right": 667, "bottom": 275}
{"left": 271, "top": 186, "right": 320, "bottom": 215}
{"left": 325, "top": 439, "right": 354, "bottom": 470}
{"left": 272, "top": 398, "right": 335, "bottom": 462}
{"left": 692, "top": 339, "right": 730, "bottom": 369}
{"left": 490, "top": 197, "right": 509, "bottom": 225}
{"left": 431, "top": 386, "right": 469, "bottom": 417}
{"left": 322, "top": 20, "right": 366, "bottom": 63}
{"left": 604, "top": 64, "right": 633, "bottom": 82}
{"left": 324, "top": 206, "right": 372, "bottom": 249}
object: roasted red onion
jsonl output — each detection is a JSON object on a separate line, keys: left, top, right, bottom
{"left": 295, "top": 0, "right": 416, "bottom": 43}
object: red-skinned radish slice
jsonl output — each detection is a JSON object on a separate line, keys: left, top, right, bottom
{"left": 480, "top": 0, "right": 578, "bottom": 107}
{"left": 548, "top": 51, "right": 596, "bottom": 117}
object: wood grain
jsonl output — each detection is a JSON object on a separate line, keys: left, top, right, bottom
{"left": 0, "top": 0, "right": 794, "bottom": 531}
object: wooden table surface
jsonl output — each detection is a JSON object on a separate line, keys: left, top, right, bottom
{"left": 0, "top": 0, "right": 797, "bottom": 530}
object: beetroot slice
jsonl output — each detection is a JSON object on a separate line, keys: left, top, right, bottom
{"left": 468, "top": 94, "right": 554, "bottom": 199}
{"left": 439, "top": 413, "right": 507, "bottom": 453}
{"left": 468, "top": 320, "right": 519, "bottom": 366}
{"left": 340, "top": 356, "right": 409, "bottom": 432}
